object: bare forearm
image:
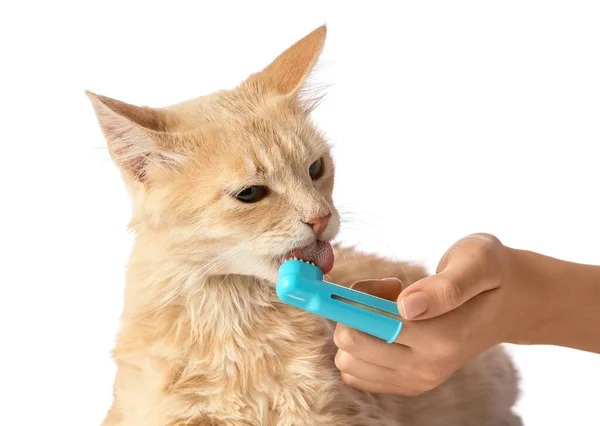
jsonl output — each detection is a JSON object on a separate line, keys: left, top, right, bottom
{"left": 507, "top": 248, "right": 600, "bottom": 353}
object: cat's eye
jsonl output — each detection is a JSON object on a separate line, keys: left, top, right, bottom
{"left": 235, "top": 186, "right": 268, "bottom": 203}
{"left": 309, "top": 158, "right": 324, "bottom": 180}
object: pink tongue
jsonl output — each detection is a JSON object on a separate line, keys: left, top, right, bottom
{"left": 289, "top": 241, "right": 335, "bottom": 274}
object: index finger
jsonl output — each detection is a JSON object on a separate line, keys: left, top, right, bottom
{"left": 351, "top": 278, "right": 404, "bottom": 301}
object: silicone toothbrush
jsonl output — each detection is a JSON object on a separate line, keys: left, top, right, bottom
{"left": 276, "top": 259, "right": 403, "bottom": 343}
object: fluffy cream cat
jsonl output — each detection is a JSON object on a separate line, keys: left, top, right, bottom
{"left": 88, "top": 25, "right": 521, "bottom": 426}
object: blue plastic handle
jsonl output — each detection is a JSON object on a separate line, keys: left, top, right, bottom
{"left": 276, "top": 260, "right": 403, "bottom": 343}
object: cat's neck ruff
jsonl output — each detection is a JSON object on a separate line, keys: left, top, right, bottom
{"left": 123, "top": 245, "right": 320, "bottom": 343}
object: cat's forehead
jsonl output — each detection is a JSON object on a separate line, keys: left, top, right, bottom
{"left": 223, "top": 116, "right": 327, "bottom": 179}
{"left": 185, "top": 103, "right": 325, "bottom": 159}
{"left": 174, "top": 92, "right": 329, "bottom": 182}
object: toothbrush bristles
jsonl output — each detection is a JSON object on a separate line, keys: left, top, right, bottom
{"left": 283, "top": 257, "right": 317, "bottom": 267}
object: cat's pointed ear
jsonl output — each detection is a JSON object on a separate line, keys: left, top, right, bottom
{"left": 248, "top": 25, "right": 327, "bottom": 96}
{"left": 86, "top": 91, "right": 182, "bottom": 182}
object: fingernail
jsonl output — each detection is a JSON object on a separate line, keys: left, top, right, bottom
{"left": 400, "top": 292, "right": 428, "bottom": 319}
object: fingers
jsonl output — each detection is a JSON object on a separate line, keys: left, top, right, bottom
{"left": 397, "top": 234, "right": 505, "bottom": 320}
{"left": 333, "top": 323, "right": 463, "bottom": 396}
{"left": 339, "top": 372, "right": 443, "bottom": 397}
{"left": 334, "top": 350, "right": 397, "bottom": 385}
{"left": 333, "top": 324, "right": 410, "bottom": 370}
{"left": 351, "top": 278, "right": 404, "bottom": 301}
{"left": 335, "top": 346, "right": 446, "bottom": 397}
{"left": 339, "top": 373, "right": 407, "bottom": 395}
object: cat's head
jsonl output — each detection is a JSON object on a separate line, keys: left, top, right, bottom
{"left": 87, "top": 26, "right": 339, "bottom": 283}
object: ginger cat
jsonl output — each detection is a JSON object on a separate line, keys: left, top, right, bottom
{"left": 88, "top": 26, "right": 521, "bottom": 426}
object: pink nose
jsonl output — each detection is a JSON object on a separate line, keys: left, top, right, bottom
{"left": 305, "top": 214, "right": 331, "bottom": 236}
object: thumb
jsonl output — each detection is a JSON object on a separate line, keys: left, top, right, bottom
{"left": 397, "top": 235, "right": 503, "bottom": 320}
{"left": 397, "top": 273, "right": 466, "bottom": 320}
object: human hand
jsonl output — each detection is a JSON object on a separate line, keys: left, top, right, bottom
{"left": 333, "top": 233, "right": 528, "bottom": 396}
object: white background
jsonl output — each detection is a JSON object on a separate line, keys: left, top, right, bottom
{"left": 1, "top": 1, "right": 599, "bottom": 425}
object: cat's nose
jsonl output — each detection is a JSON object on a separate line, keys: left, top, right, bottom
{"left": 304, "top": 214, "right": 331, "bottom": 236}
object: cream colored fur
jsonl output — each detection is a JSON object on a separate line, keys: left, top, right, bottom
{"left": 88, "top": 26, "right": 521, "bottom": 426}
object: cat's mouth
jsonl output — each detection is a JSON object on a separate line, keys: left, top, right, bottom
{"left": 282, "top": 240, "right": 334, "bottom": 274}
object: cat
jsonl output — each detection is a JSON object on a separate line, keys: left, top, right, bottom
{"left": 88, "top": 25, "right": 521, "bottom": 426}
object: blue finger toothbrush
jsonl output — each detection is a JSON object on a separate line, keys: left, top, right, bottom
{"left": 276, "top": 259, "right": 403, "bottom": 343}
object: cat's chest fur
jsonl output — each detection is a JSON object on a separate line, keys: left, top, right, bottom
{"left": 110, "top": 273, "right": 399, "bottom": 426}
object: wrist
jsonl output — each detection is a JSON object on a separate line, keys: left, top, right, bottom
{"left": 503, "top": 248, "right": 561, "bottom": 345}
{"left": 505, "top": 247, "right": 600, "bottom": 351}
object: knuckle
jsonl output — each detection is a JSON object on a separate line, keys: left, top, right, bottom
{"left": 334, "top": 350, "right": 349, "bottom": 371}
{"left": 471, "top": 234, "right": 507, "bottom": 283}
{"left": 439, "top": 276, "right": 462, "bottom": 307}
{"left": 333, "top": 326, "right": 358, "bottom": 351}
{"left": 470, "top": 233, "right": 504, "bottom": 265}
{"left": 474, "top": 239, "right": 496, "bottom": 261}
{"left": 435, "top": 337, "right": 460, "bottom": 357}
{"left": 471, "top": 233, "right": 503, "bottom": 248}
{"left": 439, "top": 233, "right": 503, "bottom": 273}
{"left": 403, "top": 386, "right": 428, "bottom": 397}
{"left": 419, "top": 381, "right": 439, "bottom": 394}
{"left": 340, "top": 372, "right": 355, "bottom": 387}
{"left": 388, "top": 370, "right": 405, "bottom": 389}
{"left": 420, "top": 365, "right": 448, "bottom": 390}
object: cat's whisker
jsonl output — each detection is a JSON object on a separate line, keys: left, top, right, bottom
{"left": 217, "top": 273, "right": 232, "bottom": 289}
{"left": 336, "top": 245, "right": 349, "bottom": 266}
{"left": 338, "top": 216, "right": 419, "bottom": 287}
{"left": 338, "top": 214, "right": 377, "bottom": 227}
{"left": 336, "top": 205, "right": 384, "bottom": 218}
{"left": 192, "top": 237, "right": 258, "bottom": 282}
{"left": 146, "top": 237, "right": 260, "bottom": 316}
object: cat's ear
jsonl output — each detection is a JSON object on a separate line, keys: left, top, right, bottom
{"left": 248, "top": 25, "right": 327, "bottom": 97}
{"left": 86, "top": 91, "right": 182, "bottom": 182}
